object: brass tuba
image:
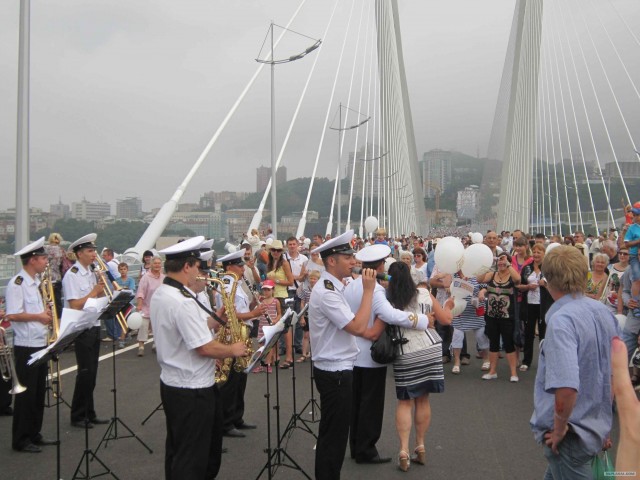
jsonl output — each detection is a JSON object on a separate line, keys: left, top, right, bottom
{"left": 93, "top": 257, "right": 129, "bottom": 334}
{"left": 39, "top": 266, "right": 62, "bottom": 398}
{"left": 204, "top": 272, "right": 253, "bottom": 385}
{"left": 0, "top": 327, "right": 27, "bottom": 395}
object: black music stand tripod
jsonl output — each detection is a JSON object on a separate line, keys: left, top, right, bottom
{"left": 253, "top": 309, "right": 310, "bottom": 480}
{"left": 94, "top": 294, "right": 153, "bottom": 456}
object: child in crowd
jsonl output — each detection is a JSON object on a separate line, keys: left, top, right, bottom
{"left": 297, "top": 270, "right": 320, "bottom": 362}
{"left": 624, "top": 203, "right": 640, "bottom": 317}
{"left": 256, "top": 280, "right": 280, "bottom": 373}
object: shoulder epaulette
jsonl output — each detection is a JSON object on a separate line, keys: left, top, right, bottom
{"left": 70, "top": 266, "right": 79, "bottom": 274}
{"left": 14, "top": 276, "right": 23, "bottom": 285}
{"left": 180, "top": 289, "right": 191, "bottom": 298}
{"left": 324, "top": 279, "right": 334, "bottom": 291}
{"left": 223, "top": 278, "right": 231, "bottom": 285}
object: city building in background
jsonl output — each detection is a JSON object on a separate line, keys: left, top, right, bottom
{"left": 71, "top": 199, "right": 111, "bottom": 222}
{"left": 256, "top": 165, "right": 287, "bottom": 193}
{"left": 421, "top": 149, "right": 452, "bottom": 198}
{"left": 116, "top": 197, "right": 143, "bottom": 219}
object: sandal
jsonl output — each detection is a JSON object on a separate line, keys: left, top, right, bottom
{"left": 398, "top": 450, "right": 410, "bottom": 472}
{"left": 296, "top": 356, "right": 307, "bottom": 363}
{"left": 279, "top": 361, "right": 292, "bottom": 369}
{"left": 412, "top": 445, "right": 425, "bottom": 465}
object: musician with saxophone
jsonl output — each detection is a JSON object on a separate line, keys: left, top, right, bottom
{"left": 6, "top": 237, "right": 56, "bottom": 453}
{"left": 62, "top": 233, "right": 109, "bottom": 429}
{"left": 216, "top": 250, "right": 267, "bottom": 438}
{"left": 150, "top": 237, "right": 248, "bottom": 480}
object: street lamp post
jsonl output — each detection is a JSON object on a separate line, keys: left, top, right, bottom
{"left": 256, "top": 23, "right": 321, "bottom": 239}
{"left": 329, "top": 104, "right": 369, "bottom": 234}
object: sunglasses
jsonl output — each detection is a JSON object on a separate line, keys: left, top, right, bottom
{"left": 619, "top": 252, "right": 629, "bottom": 256}
{"left": 271, "top": 249, "right": 283, "bottom": 253}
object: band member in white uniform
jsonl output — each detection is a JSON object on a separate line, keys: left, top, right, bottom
{"left": 151, "top": 236, "right": 248, "bottom": 480}
{"left": 308, "top": 230, "right": 384, "bottom": 480}
{"left": 216, "top": 250, "right": 267, "bottom": 438}
{"left": 344, "top": 244, "right": 431, "bottom": 464}
{"left": 6, "top": 237, "right": 56, "bottom": 453}
{"left": 62, "top": 233, "right": 109, "bottom": 428}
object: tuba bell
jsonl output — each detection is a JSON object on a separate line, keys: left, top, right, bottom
{"left": 0, "top": 327, "right": 27, "bottom": 395}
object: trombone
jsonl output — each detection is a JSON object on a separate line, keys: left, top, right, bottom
{"left": 0, "top": 327, "right": 27, "bottom": 395}
{"left": 93, "top": 257, "right": 129, "bottom": 334}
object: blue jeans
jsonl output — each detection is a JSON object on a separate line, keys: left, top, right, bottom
{"left": 105, "top": 317, "right": 122, "bottom": 340}
{"left": 542, "top": 431, "right": 594, "bottom": 479}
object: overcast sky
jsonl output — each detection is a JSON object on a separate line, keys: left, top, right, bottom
{"left": 0, "top": 0, "right": 638, "bottom": 213}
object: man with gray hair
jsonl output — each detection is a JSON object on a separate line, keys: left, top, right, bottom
{"left": 601, "top": 240, "right": 619, "bottom": 266}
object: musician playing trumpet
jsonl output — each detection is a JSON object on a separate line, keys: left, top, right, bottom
{"left": 6, "top": 237, "right": 55, "bottom": 453}
{"left": 62, "top": 233, "right": 110, "bottom": 429}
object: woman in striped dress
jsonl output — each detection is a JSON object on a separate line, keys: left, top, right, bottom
{"left": 450, "top": 272, "right": 489, "bottom": 374}
{"left": 387, "top": 262, "right": 454, "bottom": 472}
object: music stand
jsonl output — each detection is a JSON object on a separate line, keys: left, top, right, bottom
{"left": 280, "top": 304, "right": 318, "bottom": 442}
{"left": 94, "top": 292, "right": 153, "bottom": 456}
{"left": 250, "top": 309, "right": 310, "bottom": 480}
{"left": 30, "top": 327, "right": 84, "bottom": 480}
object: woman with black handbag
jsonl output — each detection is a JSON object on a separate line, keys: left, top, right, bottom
{"left": 386, "top": 262, "right": 454, "bottom": 472}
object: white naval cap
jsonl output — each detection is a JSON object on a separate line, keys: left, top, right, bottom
{"left": 200, "top": 239, "right": 214, "bottom": 251}
{"left": 311, "top": 229, "right": 355, "bottom": 259}
{"left": 355, "top": 244, "right": 391, "bottom": 263}
{"left": 198, "top": 250, "right": 215, "bottom": 270}
{"left": 69, "top": 233, "right": 98, "bottom": 253}
{"left": 14, "top": 236, "right": 48, "bottom": 259}
{"left": 159, "top": 236, "right": 205, "bottom": 261}
{"left": 218, "top": 249, "right": 245, "bottom": 266}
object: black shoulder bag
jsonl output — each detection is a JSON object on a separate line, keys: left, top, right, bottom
{"left": 370, "top": 324, "right": 408, "bottom": 364}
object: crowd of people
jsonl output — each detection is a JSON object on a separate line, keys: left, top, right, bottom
{"left": 1, "top": 208, "right": 639, "bottom": 478}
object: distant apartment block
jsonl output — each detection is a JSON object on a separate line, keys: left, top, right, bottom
{"left": 457, "top": 187, "right": 480, "bottom": 220}
{"left": 256, "top": 166, "right": 286, "bottom": 193}
{"left": 199, "top": 191, "right": 251, "bottom": 210}
{"left": 421, "top": 149, "right": 452, "bottom": 198}
{"left": 72, "top": 199, "right": 111, "bottom": 222}
{"left": 168, "top": 211, "right": 227, "bottom": 240}
{"left": 226, "top": 208, "right": 270, "bottom": 242}
{"left": 116, "top": 197, "right": 143, "bottom": 219}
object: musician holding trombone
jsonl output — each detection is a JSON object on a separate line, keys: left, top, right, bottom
{"left": 5, "top": 237, "right": 56, "bottom": 453}
{"left": 62, "top": 233, "right": 110, "bottom": 429}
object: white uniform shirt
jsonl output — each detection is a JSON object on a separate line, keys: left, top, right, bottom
{"left": 150, "top": 283, "right": 215, "bottom": 389}
{"left": 309, "top": 271, "right": 358, "bottom": 372}
{"left": 216, "top": 275, "right": 253, "bottom": 327}
{"left": 62, "top": 261, "right": 100, "bottom": 326}
{"left": 6, "top": 270, "right": 48, "bottom": 347}
{"left": 344, "top": 278, "right": 430, "bottom": 368}
{"left": 107, "top": 259, "right": 120, "bottom": 279}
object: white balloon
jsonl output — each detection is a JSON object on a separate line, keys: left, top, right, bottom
{"left": 303, "top": 238, "right": 311, "bottom": 246}
{"left": 434, "top": 236, "right": 465, "bottom": 274}
{"left": 615, "top": 313, "right": 627, "bottom": 331}
{"left": 224, "top": 242, "right": 237, "bottom": 253}
{"left": 470, "top": 232, "right": 483, "bottom": 244}
{"left": 364, "top": 216, "right": 379, "bottom": 233}
{"left": 265, "top": 238, "right": 274, "bottom": 245}
{"left": 461, "top": 243, "right": 494, "bottom": 277}
{"left": 545, "top": 242, "right": 561, "bottom": 254}
{"left": 127, "top": 312, "right": 143, "bottom": 330}
{"left": 450, "top": 298, "right": 468, "bottom": 317}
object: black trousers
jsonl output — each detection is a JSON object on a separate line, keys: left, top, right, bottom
{"left": 522, "top": 303, "right": 545, "bottom": 367}
{"left": 160, "top": 382, "right": 222, "bottom": 480}
{"left": 485, "top": 316, "right": 516, "bottom": 353}
{"left": 70, "top": 326, "right": 101, "bottom": 422}
{"left": 218, "top": 361, "right": 247, "bottom": 431}
{"left": 0, "top": 376, "right": 12, "bottom": 412}
{"left": 350, "top": 366, "right": 387, "bottom": 461}
{"left": 12, "top": 345, "right": 48, "bottom": 450}
{"left": 314, "top": 367, "right": 352, "bottom": 480}
{"left": 436, "top": 323, "right": 453, "bottom": 358}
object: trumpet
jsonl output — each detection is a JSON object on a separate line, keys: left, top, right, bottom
{"left": 92, "top": 257, "right": 128, "bottom": 334}
{"left": 0, "top": 327, "right": 27, "bottom": 395}
{"left": 39, "top": 266, "right": 63, "bottom": 398}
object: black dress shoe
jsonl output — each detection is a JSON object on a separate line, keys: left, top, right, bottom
{"left": 71, "top": 420, "right": 93, "bottom": 429}
{"left": 221, "top": 447, "right": 228, "bottom": 454}
{"left": 33, "top": 436, "right": 57, "bottom": 446}
{"left": 223, "top": 428, "right": 246, "bottom": 438}
{"left": 355, "top": 455, "right": 392, "bottom": 464}
{"left": 235, "top": 422, "right": 257, "bottom": 430}
{"left": 16, "top": 443, "right": 42, "bottom": 453}
{"left": 90, "top": 417, "right": 110, "bottom": 425}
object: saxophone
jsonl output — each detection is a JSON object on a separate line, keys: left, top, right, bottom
{"left": 207, "top": 272, "right": 253, "bottom": 385}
